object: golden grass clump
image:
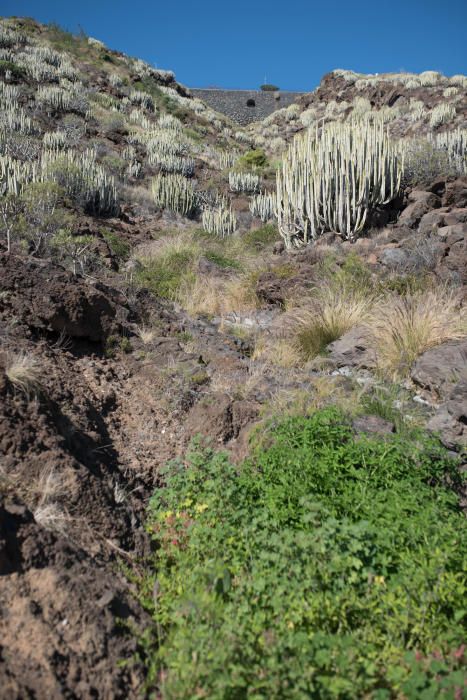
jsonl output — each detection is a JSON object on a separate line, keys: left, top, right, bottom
{"left": 5, "top": 351, "right": 44, "bottom": 395}
{"left": 292, "top": 285, "right": 374, "bottom": 360}
{"left": 368, "top": 288, "right": 467, "bottom": 378}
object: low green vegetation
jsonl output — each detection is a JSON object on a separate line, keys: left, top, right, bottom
{"left": 136, "top": 408, "right": 465, "bottom": 699}
{"left": 242, "top": 223, "right": 279, "bottom": 250}
{"left": 135, "top": 246, "right": 197, "bottom": 300}
{"left": 101, "top": 228, "right": 131, "bottom": 261}
{"left": 204, "top": 250, "right": 242, "bottom": 270}
{"left": 0, "top": 59, "right": 24, "bottom": 79}
{"left": 236, "top": 148, "right": 268, "bottom": 171}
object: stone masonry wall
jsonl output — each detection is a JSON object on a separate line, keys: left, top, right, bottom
{"left": 189, "top": 89, "right": 305, "bottom": 125}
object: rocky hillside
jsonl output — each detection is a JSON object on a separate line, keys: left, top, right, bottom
{"left": 0, "top": 16, "right": 466, "bottom": 699}
{"left": 250, "top": 68, "right": 467, "bottom": 155}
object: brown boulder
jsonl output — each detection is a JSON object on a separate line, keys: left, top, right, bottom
{"left": 327, "top": 326, "right": 376, "bottom": 369}
{"left": 0, "top": 254, "right": 122, "bottom": 341}
{"left": 442, "top": 178, "right": 467, "bottom": 208}
{"left": 398, "top": 190, "right": 441, "bottom": 228}
{"left": 418, "top": 209, "right": 447, "bottom": 235}
{"left": 411, "top": 340, "right": 467, "bottom": 399}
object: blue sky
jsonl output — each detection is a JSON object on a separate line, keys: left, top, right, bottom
{"left": 2, "top": 0, "right": 466, "bottom": 91}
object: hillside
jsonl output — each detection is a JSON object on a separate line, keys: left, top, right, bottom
{"left": 0, "top": 16, "right": 466, "bottom": 699}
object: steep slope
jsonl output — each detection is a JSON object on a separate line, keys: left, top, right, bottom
{"left": 0, "top": 16, "right": 466, "bottom": 699}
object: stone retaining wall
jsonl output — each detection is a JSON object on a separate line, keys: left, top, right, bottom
{"left": 189, "top": 89, "right": 305, "bottom": 125}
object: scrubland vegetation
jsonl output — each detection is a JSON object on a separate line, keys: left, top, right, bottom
{"left": 137, "top": 409, "right": 465, "bottom": 698}
{"left": 0, "top": 15, "right": 466, "bottom": 699}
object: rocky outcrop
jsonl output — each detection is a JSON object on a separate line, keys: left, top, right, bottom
{"left": 0, "top": 254, "right": 125, "bottom": 342}
{"left": 412, "top": 340, "right": 467, "bottom": 448}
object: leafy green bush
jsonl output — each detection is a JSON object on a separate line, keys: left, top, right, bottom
{"left": 403, "top": 139, "right": 459, "bottom": 187}
{"left": 136, "top": 248, "right": 197, "bottom": 300}
{"left": 138, "top": 408, "right": 465, "bottom": 698}
{"left": 0, "top": 60, "right": 24, "bottom": 80}
{"left": 260, "top": 84, "right": 279, "bottom": 91}
{"left": 101, "top": 228, "right": 130, "bottom": 261}
{"left": 204, "top": 250, "right": 242, "bottom": 270}
{"left": 236, "top": 148, "right": 268, "bottom": 170}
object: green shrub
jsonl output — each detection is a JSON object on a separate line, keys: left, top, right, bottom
{"left": 260, "top": 84, "right": 279, "bottom": 91}
{"left": 403, "top": 139, "right": 459, "bottom": 187}
{"left": 204, "top": 250, "right": 242, "bottom": 270}
{"left": 137, "top": 408, "right": 465, "bottom": 699}
{"left": 236, "top": 148, "right": 268, "bottom": 170}
{"left": 101, "top": 228, "right": 130, "bottom": 261}
{"left": 136, "top": 248, "right": 197, "bottom": 300}
{"left": 242, "top": 223, "right": 279, "bottom": 250}
{"left": 0, "top": 60, "right": 24, "bottom": 80}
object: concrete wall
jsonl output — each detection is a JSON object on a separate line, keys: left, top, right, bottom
{"left": 190, "top": 89, "right": 305, "bottom": 125}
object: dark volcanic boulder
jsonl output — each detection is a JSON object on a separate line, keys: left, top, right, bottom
{"left": 398, "top": 190, "right": 441, "bottom": 228}
{"left": 0, "top": 254, "right": 123, "bottom": 341}
{"left": 442, "top": 178, "right": 467, "bottom": 209}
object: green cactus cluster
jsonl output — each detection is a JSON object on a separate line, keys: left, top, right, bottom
{"left": 40, "top": 149, "right": 119, "bottom": 216}
{"left": 0, "top": 154, "right": 37, "bottom": 195}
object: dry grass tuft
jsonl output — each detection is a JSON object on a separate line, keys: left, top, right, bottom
{"left": 34, "top": 502, "right": 69, "bottom": 533}
{"left": 5, "top": 351, "right": 44, "bottom": 395}
{"left": 178, "top": 275, "right": 225, "bottom": 316}
{"left": 135, "top": 325, "right": 157, "bottom": 344}
{"left": 367, "top": 288, "right": 467, "bottom": 378}
{"left": 178, "top": 270, "right": 262, "bottom": 317}
{"left": 292, "top": 285, "right": 374, "bottom": 360}
{"left": 252, "top": 336, "right": 302, "bottom": 368}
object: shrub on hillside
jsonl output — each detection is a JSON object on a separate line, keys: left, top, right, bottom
{"left": 260, "top": 84, "right": 279, "bottom": 91}
{"left": 138, "top": 408, "right": 465, "bottom": 698}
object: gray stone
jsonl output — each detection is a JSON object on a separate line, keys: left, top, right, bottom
{"left": 411, "top": 340, "right": 467, "bottom": 399}
{"left": 426, "top": 408, "right": 465, "bottom": 449}
{"left": 379, "top": 247, "right": 409, "bottom": 268}
{"left": 327, "top": 326, "right": 376, "bottom": 369}
{"left": 418, "top": 210, "right": 446, "bottom": 235}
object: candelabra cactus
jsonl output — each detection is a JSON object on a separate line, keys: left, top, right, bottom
{"left": 202, "top": 199, "right": 237, "bottom": 237}
{"left": 0, "top": 154, "right": 36, "bottom": 195}
{"left": 275, "top": 120, "right": 403, "bottom": 248}
{"left": 151, "top": 173, "right": 196, "bottom": 216}
{"left": 150, "top": 153, "right": 195, "bottom": 177}
{"left": 229, "top": 171, "right": 260, "bottom": 193}
{"left": 431, "top": 128, "right": 467, "bottom": 173}
{"left": 250, "top": 191, "right": 276, "bottom": 222}
{"left": 40, "top": 149, "right": 119, "bottom": 216}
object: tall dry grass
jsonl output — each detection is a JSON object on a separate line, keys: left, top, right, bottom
{"left": 367, "top": 288, "right": 467, "bottom": 377}
{"left": 5, "top": 351, "right": 44, "bottom": 395}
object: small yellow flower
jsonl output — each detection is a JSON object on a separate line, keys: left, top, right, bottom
{"left": 374, "top": 575, "right": 385, "bottom": 586}
{"left": 287, "top": 621, "right": 295, "bottom": 629}
{"left": 195, "top": 503, "right": 209, "bottom": 514}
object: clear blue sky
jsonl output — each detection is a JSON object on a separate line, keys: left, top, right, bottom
{"left": 2, "top": 0, "right": 466, "bottom": 91}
